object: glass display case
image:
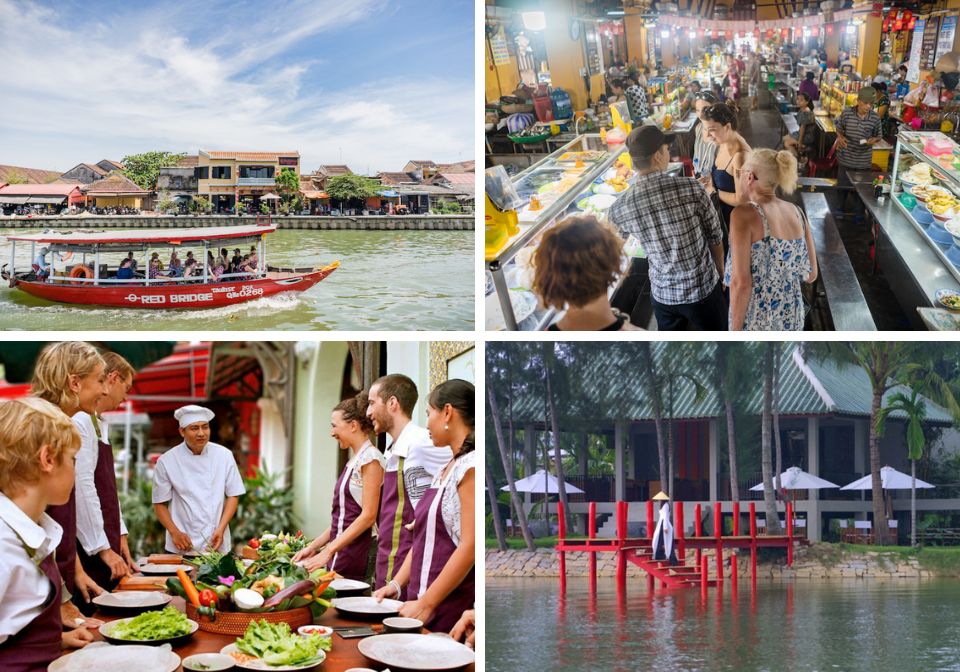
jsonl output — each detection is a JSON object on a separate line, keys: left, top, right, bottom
{"left": 890, "top": 130, "right": 960, "bottom": 282}
{"left": 485, "top": 134, "right": 630, "bottom": 330}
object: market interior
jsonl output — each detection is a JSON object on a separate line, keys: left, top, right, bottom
{"left": 485, "top": 0, "right": 960, "bottom": 331}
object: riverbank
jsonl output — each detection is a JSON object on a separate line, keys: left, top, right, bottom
{"left": 0, "top": 214, "right": 474, "bottom": 230}
{"left": 486, "top": 543, "right": 960, "bottom": 580}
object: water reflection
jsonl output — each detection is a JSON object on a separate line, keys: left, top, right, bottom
{"left": 488, "top": 577, "right": 960, "bottom": 672}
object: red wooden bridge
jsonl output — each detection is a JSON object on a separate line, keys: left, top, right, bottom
{"left": 555, "top": 500, "right": 798, "bottom": 596}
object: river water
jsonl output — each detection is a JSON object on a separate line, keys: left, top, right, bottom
{"left": 486, "top": 577, "right": 960, "bottom": 672}
{"left": 0, "top": 229, "right": 474, "bottom": 330}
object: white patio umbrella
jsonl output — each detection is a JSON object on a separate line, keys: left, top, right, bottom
{"left": 502, "top": 468, "right": 585, "bottom": 494}
{"left": 839, "top": 465, "right": 935, "bottom": 490}
{"left": 750, "top": 466, "right": 840, "bottom": 492}
{"left": 260, "top": 192, "right": 280, "bottom": 200}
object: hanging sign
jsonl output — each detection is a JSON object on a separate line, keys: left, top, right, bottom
{"left": 906, "top": 18, "right": 924, "bottom": 83}
{"left": 921, "top": 16, "right": 940, "bottom": 71}
{"left": 936, "top": 16, "right": 958, "bottom": 66}
{"left": 489, "top": 26, "right": 510, "bottom": 66}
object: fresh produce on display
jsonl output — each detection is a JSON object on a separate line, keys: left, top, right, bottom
{"left": 109, "top": 606, "right": 192, "bottom": 641}
{"left": 231, "top": 620, "right": 331, "bottom": 667}
{"left": 902, "top": 162, "right": 935, "bottom": 185}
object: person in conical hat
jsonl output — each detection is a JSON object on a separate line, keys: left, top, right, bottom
{"left": 650, "top": 491, "right": 677, "bottom": 565}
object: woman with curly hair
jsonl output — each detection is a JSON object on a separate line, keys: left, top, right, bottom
{"left": 292, "top": 392, "right": 385, "bottom": 580}
{"left": 532, "top": 215, "right": 640, "bottom": 331}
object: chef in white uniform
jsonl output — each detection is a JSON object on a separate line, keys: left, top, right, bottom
{"left": 152, "top": 405, "right": 246, "bottom": 555}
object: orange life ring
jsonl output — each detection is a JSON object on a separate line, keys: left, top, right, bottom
{"left": 69, "top": 265, "right": 93, "bottom": 279}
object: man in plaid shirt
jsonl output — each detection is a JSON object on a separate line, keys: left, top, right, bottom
{"left": 609, "top": 126, "right": 727, "bottom": 330}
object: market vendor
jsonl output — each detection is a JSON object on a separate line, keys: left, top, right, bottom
{"left": 152, "top": 405, "right": 246, "bottom": 555}
{"left": 0, "top": 398, "right": 97, "bottom": 671}
{"left": 74, "top": 352, "right": 138, "bottom": 593}
{"left": 366, "top": 374, "right": 450, "bottom": 595}
{"left": 292, "top": 392, "right": 385, "bottom": 580}
{"left": 835, "top": 87, "right": 882, "bottom": 197}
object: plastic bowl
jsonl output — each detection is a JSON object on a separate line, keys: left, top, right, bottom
{"left": 383, "top": 616, "right": 424, "bottom": 634}
{"left": 898, "top": 193, "right": 917, "bottom": 210}
{"left": 183, "top": 653, "right": 236, "bottom": 671}
{"left": 912, "top": 204, "right": 935, "bottom": 225}
{"left": 928, "top": 222, "right": 954, "bottom": 248}
{"left": 298, "top": 625, "right": 333, "bottom": 638}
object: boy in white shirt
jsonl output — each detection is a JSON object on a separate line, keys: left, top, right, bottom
{"left": 0, "top": 398, "right": 95, "bottom": 669}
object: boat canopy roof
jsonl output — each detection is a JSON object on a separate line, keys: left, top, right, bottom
{"left": 6, "top": 224, "right": 277, "bottom": 245}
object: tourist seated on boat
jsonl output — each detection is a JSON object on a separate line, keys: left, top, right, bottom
{"left": 241, "top": 246, "right": 259, "bottom": 274}
{"left": 116, "top": 259, "right": 135, "bottom": 280}
{"left": 212, "top": 255, "right": 227, "bottom": 281}
{"left": 230, "top": 248, "right": 242, "bottom": 274}
{"left": 148, "top": 253, "right": 166, "bottom": 279}
{"left": 168, "top": 251, "right": 183, "bottom": 277}
{"left": 183, "top": 256, "right": 197, "bottom": 277}
{"left": 124, "top": 251, "right": 138, "bottom": 273}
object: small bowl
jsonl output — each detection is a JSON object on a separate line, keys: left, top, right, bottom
{"left": 298, "top": 625, "right": 333, "bottom": 638}
{"left": 383, "top": 616, "right": 423, "bottom": 634}
{"left": 912, "top": 204, "right": 935, "bottom": 226}
{"left": 183, "top": 653, "right": 236, "bottom": 671}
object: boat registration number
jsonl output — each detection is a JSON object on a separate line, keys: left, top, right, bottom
{"left": 123, "top": 285, "right": 263, "bottom": 305}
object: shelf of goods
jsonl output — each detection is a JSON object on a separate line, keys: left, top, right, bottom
{"left": 891, "top": 130, "right": 960, "bottom": 283}
{"left": 485, "top": 134, "right": 631, "bottom": 331}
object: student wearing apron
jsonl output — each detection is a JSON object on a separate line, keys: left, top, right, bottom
{"left": 374, "top": 379, "right": 475, "bottom": 633}
{"left": 75, "top": 353, "right": 138, "bottom": 594}
{"left": 294, "top": 393, "right": 385, "bottom": 580}
{"left": 0, "top": 398, "right": 100, "bottom": 670}
{"left": 30, "top": 342, "right": 108, "bottom": 624}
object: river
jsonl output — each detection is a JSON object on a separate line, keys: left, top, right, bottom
{"left": 485, "top": 577, "right": 960, "bottom": 672}
{"left": 0, "top": 229, "right": 474, "bottom": 330}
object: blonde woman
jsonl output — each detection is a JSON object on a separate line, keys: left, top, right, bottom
{"left": 32, "top": 342, "right": 108, "bottom": 619}
{"left": 724, "top": 149, "right": 818, "bottom": 331}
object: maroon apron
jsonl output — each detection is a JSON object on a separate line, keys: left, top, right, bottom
{"left": 407, "top": 464, "right": 475, "bottom": 633}
{"left": 46, "top": 492, "right": 77, "bottom": 596}
{"left": 77, "top": 438, "right": 123, "bottom": 592}
{"left": 375, "top": 457, "right": 413, "bottom": 597}
{"left": 0, "top": 547, "right": 64, "bottom": 671}
{"left": 327, "top": 450, "right": 373, "bottom": 582}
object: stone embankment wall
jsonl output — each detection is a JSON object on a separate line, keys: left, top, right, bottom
{"left": 486, "top": 546, "right": 941, "bottom": 580}
{"left": 0, "top": 215, "right": 474, "bottom": 231}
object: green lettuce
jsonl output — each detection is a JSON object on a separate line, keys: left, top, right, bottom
{"left": 235, "top": 620, "right": 330, "bottom": 666}
{"left": 111, "top": 606, "right": 191, "bottom": 641}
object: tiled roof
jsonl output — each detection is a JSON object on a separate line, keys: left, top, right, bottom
{"left": 82, "top": 163, "right": 109, "bottom": 176}
{"left": 99, "top": 159, "right": 125, "bottom": 170}
{"left": 0, "top": 165, "right": 62, "bottom": 184}
{"left": 315, "top": 165, "right": 353, "bottom": 176}
{"left": 377, "top": 171, "right": 418, "bottom": 185}
{"left": 80, "top": 173, "right": 151, "bottom": 195}
{"left": 406, "top": 160, "right": 437, "bottom": 168}
{"left": 0, "top": 183, "right": 82, "bottom": 196}
{"left": 433, "top": 172, "right": 474, "bottom": 185}
{"left": 176, "top": 155, "right": 199, "bottom": 168}
{"left": 201, "top": 151, "right": 300, "bottom": 161}
{"left": 508, "top": 343, "right": 955, "bottom": 426}
{"left": 436, "top": 160, "right": 475, "bottom": 173}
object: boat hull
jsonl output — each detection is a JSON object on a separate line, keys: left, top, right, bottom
{"left": 11, "top": 264, "right": 338, "bottom": 309}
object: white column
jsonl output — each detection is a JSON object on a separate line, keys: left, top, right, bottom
{"left": 807, "top": 416, "right": 822, "bottom": 542}
{"left": 709, "top": 419, "right": 718, "bottom": 501}
{"left": 615, "top": 421, "right": 627, "bottom": 501}
{"left": 94, "top": 247, "right": 100, "bottom": 285}
{"left": 524, "top": 425, "right": 536, "bottom": 506}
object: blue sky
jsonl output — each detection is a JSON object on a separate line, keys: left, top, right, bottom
{"left": 0, "top": 0, "right": 474, "bottom": 174}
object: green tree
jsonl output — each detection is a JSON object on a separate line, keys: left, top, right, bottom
{"left": 876, "top": 390, "right": 926, "bottom": 547}
{"left": 3, "top": 170, "right": 28, "bottom": 185}
{"left": 157, "top": 197, "right": 177, "bottom": 214}
{"left": 121, "top": 151, "right": 186, "bottom": 191}
{"left": 659, "top": 343, "right": 706, "bottom": 498}
{"left": 760, "top": 343, "right": 782, "bottom": 535}
{"left": 274, "top": 167, "right": 300, "bottom": 205}
{"left": 431, "top": 200, "right": 462, "bottom": 214}
{"left": 701, "top": 342, "right": 753, "bottom": 501}
{"left": 636, "top": 342, "right": 668, "bottom": 496}
{"left": 325, "top": 174, "right": 383, "bottom": 209}
{"left": 191, "top": 195, "right": 212, "bottom": 214}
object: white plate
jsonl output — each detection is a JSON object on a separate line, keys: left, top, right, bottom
{"left": 358, "top": 633, "right": 476, "bottom": 671}
{"left": 332, "top": 596, "right": 404, "bottom": 617}
{"left": 484, "top": 288, "right": 538, "bottom": 330}
{"left": 49, "top": 644, "right": 180, "bottom": 672}
{"left": 93, "top": 591, "right": 173, "bottom": 609}
{"left": 100, "top": 616, "right": 198, "bottom": 645}
{"left": 936, "top": 288, "right": 960, "bottom": 311}
{"left": 138, "top": 562, "right": 194, "bottom": 575}
{"left": 219, "top": 643, "right": 326, "bottom": 671}
{"left": 329, "top": 578, "right": 370, "bottom": 592}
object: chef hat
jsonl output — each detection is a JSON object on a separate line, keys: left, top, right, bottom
{"left": 174, "top": 404, "right": 215, "bottom": 428}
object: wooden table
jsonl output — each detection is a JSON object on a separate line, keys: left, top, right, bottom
{"left": 59, "top": 597, "right": 475, "bottom": 671}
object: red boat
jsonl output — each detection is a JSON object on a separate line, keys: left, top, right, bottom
{"left": 3, "top": 223, "right": 339, "bottom": 309}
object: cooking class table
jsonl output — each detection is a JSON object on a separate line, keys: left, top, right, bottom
{"left": 60, "top": 596, "right": 475, "bottom": 672}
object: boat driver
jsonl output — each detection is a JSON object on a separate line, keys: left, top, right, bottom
{"left": 32, "top": 247, "right": 56, "bottom": 281}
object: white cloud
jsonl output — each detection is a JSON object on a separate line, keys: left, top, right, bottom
{"left": 0, "top": 0, "right": 473, "bottom": 173}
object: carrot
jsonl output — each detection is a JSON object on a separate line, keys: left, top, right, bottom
{"left": 178, "top": 568, "right": 201, "bottom": 607}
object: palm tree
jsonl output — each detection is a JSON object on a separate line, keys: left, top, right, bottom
{"left": 659, "top": 343, "right": 707, "bottom": 498}
{"left": 772, "top": 342, "right": 783, "bottom": 495}
{"left": 637, "top": 342, "right": 668, "bottom": 495}
{"left": 876, "top": 390, "right": 925, "bottom": 548}
{"left": 543, "top": 342, "right": 573, "bottom": 533}
{"left": 702, "top": 343, "right": 749, "bottom": 501}
{"left": 761, "top": 343, "right": 782, "bottom": 535}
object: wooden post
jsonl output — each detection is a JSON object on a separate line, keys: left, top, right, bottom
{"left": 714, "top": 501, "right": 723, "bottom": 580}
{"left": 749, "top": 502, "right": 757, "bottom": 586}
{"left": 588, "top": 501, "right": 597, "bottom": 595}
{"left": 676, "top": 501, "right": 685, "bottom": 564}
{"left": 616, "top": 501, "right": 626, "bottom": 596}
{"left": 786, "top": 500, "right": 794, "bottom": 567}
{"left": 646, "top": 499, "right": 654, "bottom": 541}
{"left": 730, "top": 552, "right": 738, "bottom": 592}
{"left": 701, "top": 554, "right": 709, "bottom": 599}
{"left": 733, "top": 501, "right": 740, "bottom": 536}
{"left": 694, "top": 503, "right": 703, "bottom": 568}
{"left": 558, "top": 500, "right": 566, "bottom": 593}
